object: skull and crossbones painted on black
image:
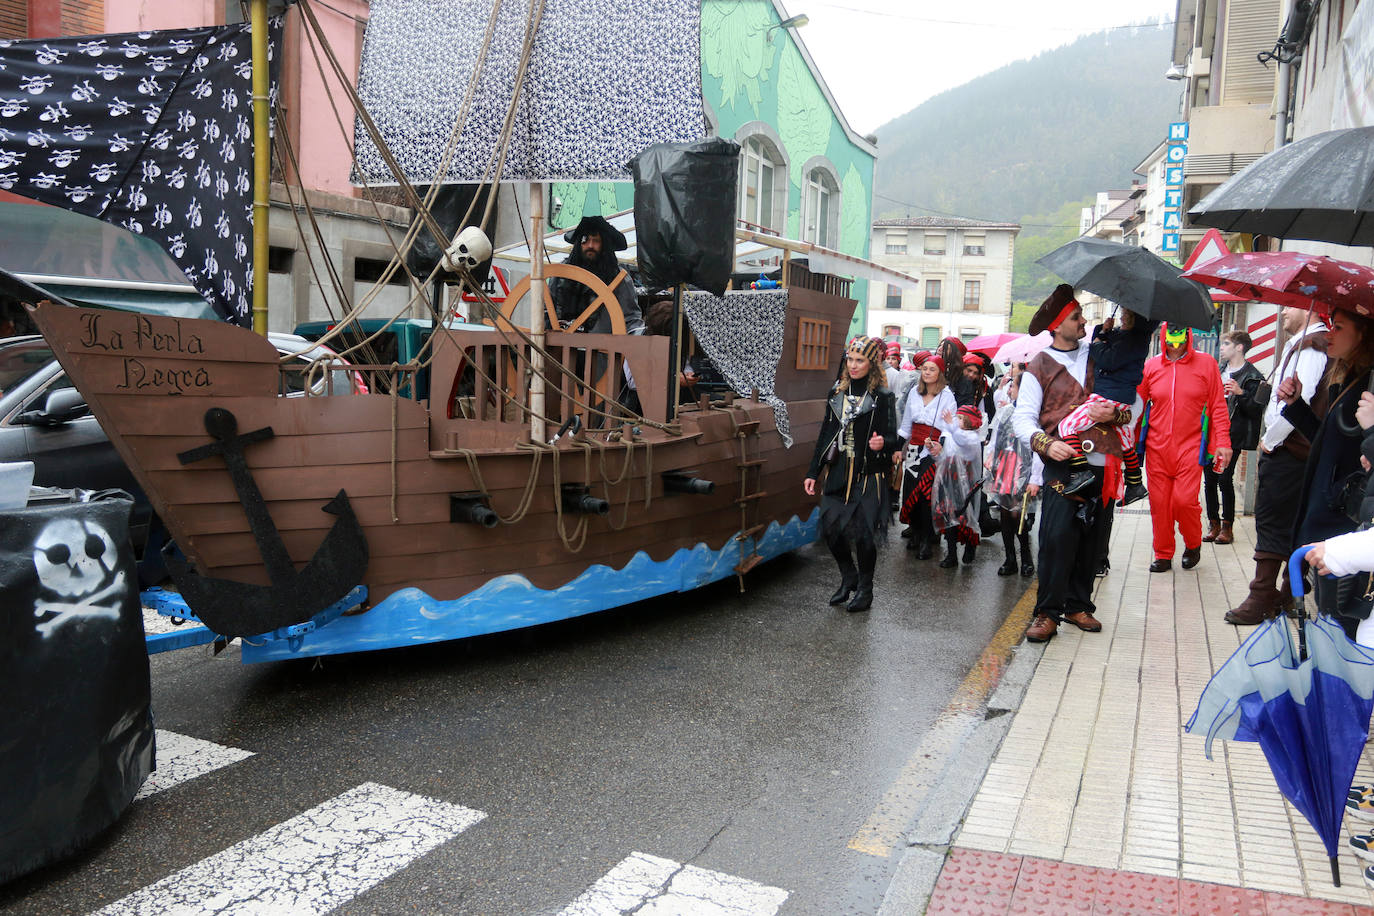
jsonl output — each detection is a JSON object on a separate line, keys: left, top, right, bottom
{"left": 31, "top": 517, "right": 126, "bottom": 637}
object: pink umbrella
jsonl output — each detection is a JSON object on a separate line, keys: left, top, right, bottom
{"left": 965, "top": 332, "right": 1024, "bottom": 357}
{"left": 1181, "top": 251, "right": 1374, "bottom": 318}
{"left": 993, "top": 331, "right": 1052, "bottom": 364}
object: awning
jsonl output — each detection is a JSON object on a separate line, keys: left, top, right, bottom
{"left": 492, "top": 210, "right": 922, "bottom": 292}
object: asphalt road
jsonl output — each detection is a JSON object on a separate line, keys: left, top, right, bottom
{"left": 1, "top": 536, "right": 1032, "bottom": 916}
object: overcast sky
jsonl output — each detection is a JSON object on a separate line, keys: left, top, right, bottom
{"left": 791, "top": 0, "right": 1179, "bottom": 135}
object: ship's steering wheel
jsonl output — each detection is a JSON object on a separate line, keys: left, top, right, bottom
{"left": 492, "top": 263, "right": 627, "bottom": 334}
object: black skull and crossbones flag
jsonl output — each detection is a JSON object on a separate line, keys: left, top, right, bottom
{"left": 0, "top": 21, "right": 280, "bottom": 326}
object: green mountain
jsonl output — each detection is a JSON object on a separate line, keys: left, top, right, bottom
{"left": 872, "top": 24, "right": 1180, "bottom": 224}
{"left": 872, "top": 24, "right": 1181, "bottom": 329}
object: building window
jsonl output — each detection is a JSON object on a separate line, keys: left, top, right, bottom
{"left": 884, "top": 231, "right": 907, "bottom": 255}
{"left": 796, "top": 317, "right": 831, "bottom": 370}
{"left": 920, "top": 327, "right": 940, "bottom": 349}
{"left": 882, "top": 324, "right": 901, "bottom": 339}
{"left": 923, "top": 233, "right": 946, "bottom": 256}
{"left": 354, "top": 257, "right": 410, "bottom": 285}
{"left": 885, "top": 285, "right": 903, "bottom": 309}
{"left": 924, "top": 279, "right": 942, "bottom": 310}
{"left": 803, "top": 167, "right": 838, "bottom": 247}
{"left": 963, "top": 235, "right": 985, "bottom": 256}
{"left": 962, "top": 280, "right": 981, "bottom": 311}
{"left": 739, "top": 136, "right": 782, "bottom": 233}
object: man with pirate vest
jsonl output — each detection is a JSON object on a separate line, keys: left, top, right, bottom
{"left": 1012, "top": 285, "right": 1133, "bottom": 643}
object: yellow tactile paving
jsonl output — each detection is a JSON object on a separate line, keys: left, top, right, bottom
{"left": 955, "top": 510, "right": 1374, "bottom": 905}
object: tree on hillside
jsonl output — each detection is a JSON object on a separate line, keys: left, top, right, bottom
{"left": 873, "top": 25, "right": 1177, "bottom": 226}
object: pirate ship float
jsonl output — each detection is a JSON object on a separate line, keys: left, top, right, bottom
{"left": 12, "top": 1, "right": 906, "bottom": 662}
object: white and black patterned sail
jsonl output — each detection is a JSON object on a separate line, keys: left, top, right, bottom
{"left": 352, "top": 0, "right": 704, "bottom": 185}
{"left": 0, "top": 23, "right": 279, "bottom": 325}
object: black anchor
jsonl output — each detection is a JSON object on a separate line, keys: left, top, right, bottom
{"left": 162, "top": 406, "right": 368, "bottom": 640}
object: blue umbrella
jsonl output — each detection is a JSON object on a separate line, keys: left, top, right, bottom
{"left": 1186, "top": 547, "right": 1374, "bottom": 886}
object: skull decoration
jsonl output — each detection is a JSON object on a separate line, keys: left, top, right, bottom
{"left": 443, "top": 226, "right": 492, "bottom": 274}
{"left": 32, "top": 518, "right": 126, "bottom": 637}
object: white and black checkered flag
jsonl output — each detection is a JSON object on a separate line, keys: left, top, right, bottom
{"left": 0, "top": 22, "right": 280, "bottom": 325}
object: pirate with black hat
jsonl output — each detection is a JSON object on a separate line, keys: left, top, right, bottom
{"left": 1011, "top": 284, "right": 1133, "bottom": 643}
{"left": 549, "top": 215, "right": 645, "bottom": 335}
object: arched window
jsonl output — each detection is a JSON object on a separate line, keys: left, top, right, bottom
{"left": 801, "top": 159, "right": 841, "bottom": 248}
{"left": 735, "top": 124, "right": 787, "bottom": 234}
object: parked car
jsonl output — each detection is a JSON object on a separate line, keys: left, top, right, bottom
{"left": 0, "top": 331, "right": 364, "bottom": 585}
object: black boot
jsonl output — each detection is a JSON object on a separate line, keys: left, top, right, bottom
{"left": 962, "top": 540, "right": 976, "bottom": 565}
{"left": 848, "top": 542, "right": 876, "bottom": 612}
{"left": 829, "top": 578, "right": 858, "bottom": 606}
{"left": 939, "top": 531, "right": 958, "bottom": 568}
{"left": 998, "top": 523, "right": 1017, "bottom": 575}
{"left": 825, "top": 532, "right": 859, "bottom": 606}
{"left": 1019, "top": 533, "right": 1034, "bottom": 577}
{"left": 913, "top": 503, "right": 934, "bottom": 559}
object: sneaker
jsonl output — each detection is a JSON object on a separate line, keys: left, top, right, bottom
{"left": 1122, "top": 480, "right": 1148, "bottom": 506}
{"left": 1063, "top": 470, "right": 1096, "bottom": 497}
{"left": 1348, "top": 794, "right": 1374, "bottom": 822}
{"left": 1351, "top": 834, "right": 1374, "bottom": 864}
{"left": 1364, "top": 863, "right": 1374, "bottom": 890}
{"left": 1351, "top": 784, "right": 1374, "bottom": 802}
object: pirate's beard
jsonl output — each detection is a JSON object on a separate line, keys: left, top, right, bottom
{"left": 568, "top": 240, "right": 622, "bottom": 283}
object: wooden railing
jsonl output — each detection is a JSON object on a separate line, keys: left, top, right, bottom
{"left": 786, "top": 260, "right": 852, "bottom": 298}
{"left": 428, "top": 330, "right": 671, "bottom": 449}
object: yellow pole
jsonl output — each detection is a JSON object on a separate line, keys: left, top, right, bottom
{"left": 250, "top": 0, "right": 270, "bottom": 335}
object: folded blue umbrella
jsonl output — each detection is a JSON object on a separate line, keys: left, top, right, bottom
{"left": 1186, "top": 548, "right": 1374, "bottom": 886}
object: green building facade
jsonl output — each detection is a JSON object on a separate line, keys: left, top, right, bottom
{"left": 548, "top": 0, "right": 877, "bottom": 336}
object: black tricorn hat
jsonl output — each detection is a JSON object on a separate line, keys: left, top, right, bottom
{"left": 562, "top": 215, "right": 628, "bottom": 252}
{"left": 1028, "top": 283, "right": 1079, "bottom": 337}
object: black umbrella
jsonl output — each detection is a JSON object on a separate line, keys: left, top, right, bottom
{"left": 1189, "top": 127, "right": 1374, "bottom": 246}
{"left": 1036, "top": 237, "right": 1215, "bottom": 328}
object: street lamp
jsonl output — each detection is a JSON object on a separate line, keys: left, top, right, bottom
{"left": 1164, "top": 63, "right": 1187, "bottom": 80}
{"left": 766, "top": 13, "right": 810, "bottom": 42}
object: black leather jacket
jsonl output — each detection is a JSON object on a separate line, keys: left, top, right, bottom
{"left": 1225, "top": 361, "right": 1265, "bottom": 451}
{"left": 806, "top": 384, "right": 898, "bottom": 497}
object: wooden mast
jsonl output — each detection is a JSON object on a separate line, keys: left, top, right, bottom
{"left": 528, "top": 183, "right": 547, "bottom": 441}
{"left": 249, "top": 0, "right": 270, "bottom": 336}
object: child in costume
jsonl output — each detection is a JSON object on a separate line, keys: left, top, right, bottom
{"left": 1057, "top": 308, "right": 1158, "bottom": 504}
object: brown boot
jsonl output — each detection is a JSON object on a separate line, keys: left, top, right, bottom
{"left": 1202, "top": 519, "right": 1222, "bottom": 542}
{"left": 1215, "top": 522, "right": 1234, "bottom": 545}
{"left": 1224, "top": 556, "right": 1283, "bottom": 625}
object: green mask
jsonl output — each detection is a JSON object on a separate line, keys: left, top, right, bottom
{"left": 1165, "top": 327, "right": 1188, "bottom": 348}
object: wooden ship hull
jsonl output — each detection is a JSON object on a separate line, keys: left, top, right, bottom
{"left": 30, "top": 282, "right": 853, "bottom": 662}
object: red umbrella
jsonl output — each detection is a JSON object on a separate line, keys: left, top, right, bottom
{"left": 964, "top": 332, "right": 1024, "bottom": 357}
{"left": 1182, "top": 251, "right": 1374, "bottom": 317}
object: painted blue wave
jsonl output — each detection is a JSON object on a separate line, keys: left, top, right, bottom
{"left": 241, "top": 510, "right": 820, "bottom": 663}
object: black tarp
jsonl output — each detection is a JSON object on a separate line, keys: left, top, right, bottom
{"left": 1, "top": 493, "right": 153, "bottom": 884}
{"left": 631, "top": 138, "right": 740, "bottom": 297}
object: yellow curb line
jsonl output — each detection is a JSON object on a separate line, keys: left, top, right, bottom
{"left": 847, "top": 583, "right": 1038, "bottom": 857}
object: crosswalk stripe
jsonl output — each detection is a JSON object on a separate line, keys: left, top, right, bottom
{"left": 133, "top": 730, "right": 254, "bottom": 801}
{"left": 91, "top": 782, "right": 486, "bottom": 916}
{"left": 558, "top": 852, "right": 788, "bottom": 916}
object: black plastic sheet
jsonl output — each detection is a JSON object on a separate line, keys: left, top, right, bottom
{"left": 405, "top": 185, "right": 495, "bottom": 298}
{"left": 631, "top": 138, "right": 740, "bottom": 297}
{"left": 1, "top": 493, "right": 153, "bottom": 884}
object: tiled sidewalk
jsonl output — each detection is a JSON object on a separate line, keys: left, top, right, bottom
{"left": 950, "top": 511, "right": 1374, "bottom": 907}
{"left": 927, "top": 848, "right": 1374, "bottom": 915}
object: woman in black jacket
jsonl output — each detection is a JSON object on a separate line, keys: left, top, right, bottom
{"left": 1278, "top": 304, "right": 1374, "bottom": 637}
{"left": 804, "top": 336, "right": 898, "bottom": 613}
{"left": 1204, "top": 330, "right": 1265, "bottom": 544}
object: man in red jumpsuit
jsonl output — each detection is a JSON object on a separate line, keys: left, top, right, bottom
{"left": 1137, "top": 325, "right": 1232, "bottom": 572}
